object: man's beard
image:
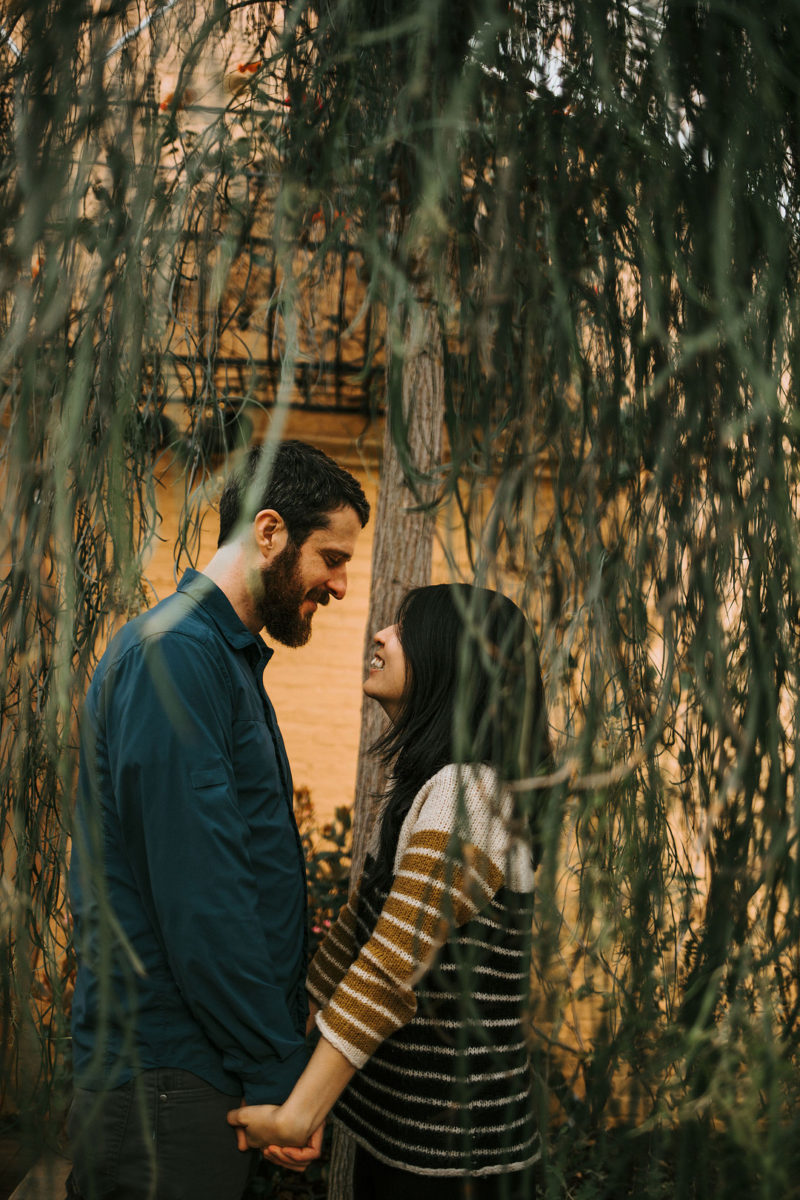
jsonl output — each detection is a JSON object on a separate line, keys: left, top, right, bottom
{"left": 257, "top": 542, "right": 330, "bottom": 647}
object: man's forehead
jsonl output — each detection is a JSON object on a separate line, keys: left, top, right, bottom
{"left": 309, "top": 506, "right": 363, "bottom": 550}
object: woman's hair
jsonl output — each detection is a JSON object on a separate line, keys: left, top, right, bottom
{"left": 367, "top": 583, "right": 552, "bottom": 889}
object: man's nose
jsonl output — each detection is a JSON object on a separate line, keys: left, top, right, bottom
{"left": 327, "top": 565, "right": 347, "bottom": 600}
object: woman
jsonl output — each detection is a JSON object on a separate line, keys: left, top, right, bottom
{"left": 229, "top": 583, "right": 552, "bottom": 1198}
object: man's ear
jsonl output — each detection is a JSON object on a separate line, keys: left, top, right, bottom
{"left": 253, "top": 509, "right": 289, "bottom": 562}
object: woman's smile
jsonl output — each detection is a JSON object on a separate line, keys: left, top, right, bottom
{"left": 363, "top": 624, "right": 407, "bottom": 721}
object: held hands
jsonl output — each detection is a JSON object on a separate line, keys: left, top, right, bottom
{"left": 227, "top": 1103, "right": 324, "bottom": 1173}
{"left": 228, "top": 1034, "right": 353, "bottom": 1173}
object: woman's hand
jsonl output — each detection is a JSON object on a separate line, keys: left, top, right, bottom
{"left": 227, "top": 1102, "right": 280, "bottom": 1151}
{"left": 227, "top": 1102, "right": 309, "bottom": 1150}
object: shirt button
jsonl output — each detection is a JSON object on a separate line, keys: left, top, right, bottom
{"left": 159, "top": 1093, "right": 168, "bottom": 1102}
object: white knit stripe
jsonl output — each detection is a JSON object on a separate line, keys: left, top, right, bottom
{"left": 393, "top": 865, "right": 451, "bottom": 892}
{"left": 399, "top": 840, "right": 498, "bottom": 900}
{"left": 410, "top": 1016, "right": 522, "bottom": 1028}
{"left": 356, "top": 1072, "right": 531, "bottom": 1108}
{"left": 369, "top": 906, "right": 440, "bottom": 947}
{"left": 346, "top": 958, "right": 409, "bottom": 991}
{"left": 336, "top": 1102, "right": 537, "bottom": 1159}
{"left": 490, "top": 895, "right": 533, "bottom": 914}
{"left": 340, "top": 1084, "right": 534, "bottom": 1134}
{"left": 393, "top": 868, "right": 494, "bottom": 912}
{"left": 450, "top": 935, "right": 522, "bottom": 957}
{"left": 306, "top": 981, "right": 327, "bottom": 1006}
{"left": 394, "top": 867, "right": 482, "bottom": 916}
{"left": 326, "top": 921, "right": 358, "bottom": 957}
{"left": 355, "top": 891, "right": 383, "bottom": 921}
{"left": 356, "top": 881, "right": 498, "bottom": 936}
{"left": 465, "top": 909, "right": 517, "bottom": 932}
{"left": 381, "top": 894, "right": 456, "bottom": 926}
{"left": 319, "top": 1000, "right": 391, "bottom": 1045}
{"left": 345, "top": 959, "right": 422, "bottom": 1017}
{"left": 396, "top": 842, "right": 442, "bottom": 862}
{"left": 415, "top": 990, "right": 525, "bottom": 1004}
{"left": 359, "top": 882, "right": 501, "bottom": 930}
{"left": 307, "top": 961, "right": 342, "bottom": 997}
{"left": 362, "top": 928, "right": 416, "bottom": 968}
{"left": 467, "top": 903, "right": 525, "bottom": 927}
{"left": 325, "top": 929, "right": 356, "bottom": 958}
{"left": 307, "top": 903, "right": 360, "bottom": 1000}
{"left": 393, "top": 868, "right": 462, "bottom": 897}
{"left": 412, "top": 989, "right": 524, "bottom": 1009}
{"left": 372, "top": 1038, "right": 528, "bottom": 1057}
{"left": 407, "top": 843, "right": 501, "bottom": 903}
{"left": 435, "top": 962, "right": 528, "bottom": 981}
{"left": 359, "top": 1061, "right": 529, "bottom": 1085}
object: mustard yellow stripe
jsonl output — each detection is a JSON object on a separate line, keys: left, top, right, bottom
{"left": 332, "top": 978, "right": 415, "bottom": 1032}
{"left": 405, "top": 828, "right": 451, "bottom": 853}
{"left": 321, "top": 1006, "right": 383, "bottom": 1057}
{"left": 381, "top": 893, "right": 443, "bottom": 930}
{"left": 394, "top": 867, "right": 468, "bottom": 916}
{"left": 361, "top": 935, "right": 416, "bottom": 979}
{"left": 392, "top": 872, "right": 447, "bottom": 906}
{"left": 406, "top": 830, "right": 505, "bottom": 896}
{"left": 396, "top": 850, "right": 451, "bottom": 879}
{"left": 378, "top": 902, "right": 448, "bottom": 949}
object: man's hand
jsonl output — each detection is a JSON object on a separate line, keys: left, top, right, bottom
{"left": 227, "top": 1104, "right": 324, "bottom": 1173}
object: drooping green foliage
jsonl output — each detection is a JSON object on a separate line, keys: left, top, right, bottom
{"left": 2, "top": 0, "right": 800, "bottom": 1195}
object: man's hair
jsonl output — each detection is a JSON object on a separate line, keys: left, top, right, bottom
{"left": 217, "top": 439, "right": 370, "bottom": 547}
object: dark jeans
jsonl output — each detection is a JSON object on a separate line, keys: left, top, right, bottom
{"left": 353, "top": 1145, "right": 535, "bottom": 1199}
{"left": 65, "top": 1068, "right": 255, "bottom": 1200}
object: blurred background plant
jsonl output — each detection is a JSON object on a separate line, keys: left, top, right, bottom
{"left": 293, "top": 788, "right": 351, "bottom": 963}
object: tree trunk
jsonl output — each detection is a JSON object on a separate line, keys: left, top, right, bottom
{"left": 351, "top": 299, "right": 445, "bottom": 877}
{"left": 326, "top": 298, "right": 444, "bottom": 1200}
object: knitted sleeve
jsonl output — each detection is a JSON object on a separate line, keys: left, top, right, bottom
{"left": 315, "top": 765, "right": 515, "bottom": 1069}
{"left": 306, "top": 892, "right": 360, "bottom": 1007}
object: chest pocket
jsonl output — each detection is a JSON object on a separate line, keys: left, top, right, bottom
{"left": 190, "top": 766, "right": 228, "bottom": 790}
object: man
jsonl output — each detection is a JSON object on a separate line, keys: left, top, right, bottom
{"left": 67, "top": 440, "right": 370, "bottom": 1200}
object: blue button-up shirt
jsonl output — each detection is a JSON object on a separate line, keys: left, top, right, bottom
{"left": 70, "top": 569, "right": 309, "bottom": 1102}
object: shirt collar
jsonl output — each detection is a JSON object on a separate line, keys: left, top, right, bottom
{"left": 177, "top": 568, "right": 273, "bottom": 667}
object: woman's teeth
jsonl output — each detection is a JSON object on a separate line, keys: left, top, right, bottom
{"left": 370, "top": 656, "right": 384, "bottom": 670}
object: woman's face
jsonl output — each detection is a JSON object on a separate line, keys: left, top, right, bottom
{"left": 363, "top": 623, "right": 408, "bottom": 722}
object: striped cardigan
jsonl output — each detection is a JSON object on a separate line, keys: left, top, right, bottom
{"left": 306, "top": 763, "right": 539, "bottom": 1177}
